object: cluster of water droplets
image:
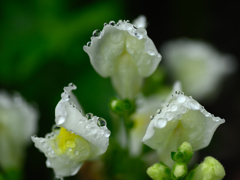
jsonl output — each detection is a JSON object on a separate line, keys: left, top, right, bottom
{"left": 149, "top": 91, "right": 223, "bottom": 129}
{"left": 81, "top": 113, "right": 110, "bottom": 139}
{"left": 85, "top": 19, "right": 146, "bottom": 45}
{"left": 33, "top": 134, "right": 57, "bottom": 159}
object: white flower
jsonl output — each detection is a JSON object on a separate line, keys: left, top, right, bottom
{"left": 142, "top": 91, "right": 225, "bottom": 167}
{"left": 84, "top": 16, "right": 161, "bottom": 100}
{"left": 0, "top": 91, "right": 38, "bottom": 170}
{"left": 129, "top": 82, "right": 181, "bottom": 156}
{"left": 31, "top": 83, "right": 110, "bottom": 178}
{"left": 161, "top": 39, "right": 236, "bottom": 101}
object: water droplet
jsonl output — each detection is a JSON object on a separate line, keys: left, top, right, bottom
{"left": 86, "top": 113, "right": 93, "bottom": 120}
{"left": 165, "top": 112, "right": 174, "bottom": 121}
{"left": 93, "top": 29, "right": 101, "bottom": 37}
{"left": 213, "top": 117, "right": 220, "bottom": 122}
{"left": 177, "top": 95, "right": 186, "bottom": 103}
{"left": 97, "top": 117, "right": 107, "bottom": 127}
{"left": 104, "top": 129, "right": 111, "bottom": 137}
{"left": 147, "top": 50, "right": 155, "bottom": 55}
{"left": 87, "top": 41, "right": 92, "bottom": 47}
{"left": 150, "top": 115, "right": 154, "bottom": 120}
{"left": 157, "top": 109, "right": 162, "bottom": 114}
{"left": 56, "top": 116, "right": 65, "bottom": 125}
{"left": 68, "top": 148, "right": 73, "bottom": 152}
{"left": 135, "top": 32, "right": 142, "bottom": 39}
{"left": 170, "top": 104, "right": 178, "bottom": 111}
{"left": 156, "top": 119, "right": 167, "bottom": 128}
{"left": 109, "top": 21, "right": 116, "bottom": 26}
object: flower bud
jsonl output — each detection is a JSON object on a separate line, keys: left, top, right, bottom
{"left": 171, "top": 162, "right": 188, "bottom": 179}
{"left": 147, "top": 162, "right": 171, "bottom": 180}
{"left": 186, "top": 156, "right": 225, "bottom": 180}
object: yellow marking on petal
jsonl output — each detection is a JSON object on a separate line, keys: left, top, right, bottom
{"left": 54, "top": 127, "right": 90, "bottom": 161}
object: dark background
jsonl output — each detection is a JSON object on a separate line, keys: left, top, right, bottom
{"left": 0, "top": 0, "right": 239, "bottom": 179}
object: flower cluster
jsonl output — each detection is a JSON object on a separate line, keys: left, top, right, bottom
{"left": 30, "top": 16, "right": 229, "bottom": 180}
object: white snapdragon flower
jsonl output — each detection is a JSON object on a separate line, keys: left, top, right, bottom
{"left": 142, "top": 91, "right": 225, "bottom": 167}
{"left": 129, "top": 82, "right": 181, "bottom": 156}
{"left": 0, "top": 91, "right": 38, "bottom": 170}
{"left": 31, "top": 83, "right": 110, "bottom": 178}
{"left": 84, "top": 16, "right": 161, "bottom": 100}
{"left": 161, "top": 39, "right": 236, "bottom": 101}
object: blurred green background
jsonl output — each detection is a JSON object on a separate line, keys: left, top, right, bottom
{"left": 0, "top": 0, "right": 240, "bottom": 179}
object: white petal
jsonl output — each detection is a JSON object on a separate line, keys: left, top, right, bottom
{"left": 55, "top": 83, "right": 110, "bottom": 156}
{"left": 31, "top": 135, "right": 83, "bottom": 177}
{"left": 129, "top": 82, "right": 181, "bottom": 156}
{"left": 84, "top": 19, "right": 161, "bottom": 99}
{"left": 142, "top": 92, "right": 224, "bottom": 166}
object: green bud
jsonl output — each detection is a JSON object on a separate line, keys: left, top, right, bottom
{"left": 147, "top": 162, "right": 172, "bottom": 180}
{"left": 109, "top": 98, "right": 124, "bottom": 115}
{"left": 171, "top": 162, "right": 188, "bottom": 179}
{"left": 122, "top": 99, "right": 135, "bottom": 115}
{"left": 187, "top": 156, "right": 225, "bottom": 180}
{"left": 178, "top": 142, "right": 193, "bottom": 163}
{"left": 109, "top": 98, "right": 135, "bottom": 116}
{"left": 171, "top": 151, "right": 186, "bottom": 162}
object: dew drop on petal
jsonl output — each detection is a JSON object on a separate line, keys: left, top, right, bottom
{"left": 87, "top": 41, "right": 92, "bottom": 47}
{"left": 170, "top": 104, "right": 178, "bottom": 111}
{"left": 104, "top": 129, "right": 111, "bottom": 137}
{"left": 97, "top": 117, "right": 107, "bottom": 127}
{"left": 157, "top": 109, "right": 162, "bottom": 114}
{"left": 157, "top": 119, "right": 167, "bottom": 128}
{"left": 109, "top": 20, "right": 116, "bottom": 26}
{"left": 93, "top": 29, "right": 101, "bottom": 37}
{"left": 147, "top": 50, "right": 155, "bottom": 56}
{"left": 177, "top": 95, "right": 186, "bottom": 103}
{"left": 86, "top": 113, "right": 93, "bottom": 120}
{"left": 150, "top": 115, "right": 154, "bottom": 120}
{"left": 56, "top": 116, "right": 65, "bottom": 125}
